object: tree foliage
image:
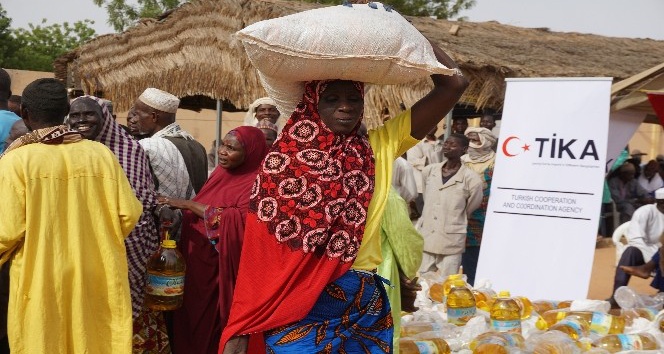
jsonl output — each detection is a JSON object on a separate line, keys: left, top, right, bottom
{"left": 92, "top": 0, "right": 473, "bottom": 34}
{"left": 0, "top": 3, "right": 97, "bottom": 72}
{"left": 93, "top": 0, "right": 183, "bottom": 32}
{"left": 0, "top": 4, "right": 18, "bottom": 67}
{"left": 4, "top": 19, "right": 96, "bottom": 72}
{"left": 299, "top": 0, "right": 476, "bottom": 19}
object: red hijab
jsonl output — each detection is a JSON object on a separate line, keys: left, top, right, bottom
{"left": 220, "top": 81, "right": 375, "bottom": 352}
{"left": 190, "top": 126, "right": 269, "bottom": 215}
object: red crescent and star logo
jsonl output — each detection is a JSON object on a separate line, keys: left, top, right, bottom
{"left": 502, "top": 135, "right": 530, "bottom": 157}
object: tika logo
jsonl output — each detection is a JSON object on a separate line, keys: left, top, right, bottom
{"left": 502, "top": 133, "right": 599, "bottom": 160}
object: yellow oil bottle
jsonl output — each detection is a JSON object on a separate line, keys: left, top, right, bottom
{"left": 446, "top": 279, "right": 476, "bottom": 326}
{"left": 592, "top": 333, "right": 659, "bottom": 353}
{"left": 399, "top": 338, "right": 451, "bottom": 354}
{"left": 490, "top": 291, "right": 522, "bottom": 334}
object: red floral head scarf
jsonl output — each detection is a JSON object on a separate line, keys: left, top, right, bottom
{"left": 250, "top": 80, "right": 375, "bottom": 263}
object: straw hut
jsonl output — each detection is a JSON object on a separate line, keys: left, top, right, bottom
{"left": 611, "top": 62, "right": 664, "bottom": 124}
{"left": 55, "top": 0, "right": 664, "bottom": 126}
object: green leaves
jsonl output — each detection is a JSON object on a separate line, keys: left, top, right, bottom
{"left": 0, "top": 13, "right": 96, "bottom": 72}
{"left": 298, "top": 0, "right": 476, "bottom": 19}
{"left": 0, "top": 4, "right": 18, "bottom": 67}
{"left": 93, "top": 0, "right": 184, "bottom": 32}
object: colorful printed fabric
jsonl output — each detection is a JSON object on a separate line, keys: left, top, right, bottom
{"left": 463, "top": 127, "right": 496, "bottom": 248}
{"left": 71, "top": 96, "right": 159, "bottom": 320}
{"left": 264, "top": 270, "right": 393, "bottom": 354}
{"left": 220, "top": 80, "right": 376, "bottom": 351}
{"left": 466, "top": 165, "right": 494, "bottom": 247}
{"left": 203, "top": 205, "right": 225, "bottom": 249}
{"left": 252, "top": 80, "right": 374, "bottom": 261}
{"left": 1, "top": 124, "right": 82, "bottom": 157}
{"left": 132, "top": 309, "right": 171, "bottom": 354}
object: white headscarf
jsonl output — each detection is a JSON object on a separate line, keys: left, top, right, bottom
{"left": 462, "top": 127, "right": 496, "bottom": 173}
{"left": 243, "top": 97, "right": 278, "bottom": 126}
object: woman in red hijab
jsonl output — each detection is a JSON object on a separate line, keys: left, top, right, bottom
{"left": 158, "top": 126, "right": 268, "bottom": 354}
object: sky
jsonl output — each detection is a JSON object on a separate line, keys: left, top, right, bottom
{"left": 3, "top": 0, "right": 664, "bottom": 40}
{"left": 459, "top": 0, "right": 664, "bottom": 40}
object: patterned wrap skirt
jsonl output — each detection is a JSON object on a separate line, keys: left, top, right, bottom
{"left": 132, "top": 309, "right": 171, "bottom": 353}
{"left": 264, "top": 269, "right": 393, "bottom": 353}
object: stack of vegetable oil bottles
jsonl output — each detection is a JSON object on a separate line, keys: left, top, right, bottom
{"left": 399, "top": 271, "right": 664, "bottom": 353}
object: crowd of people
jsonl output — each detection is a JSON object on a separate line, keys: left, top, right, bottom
{"left": 604, "top": 150, "right": 664, "bottom": 308}
{"left": 6, "top": 12, "right": 663, "bottom": 352}
{"left": 0, "top": 30, "right": 480, "bottom": 353}
{"left": 4, "top": 61, "right": 661, "bottom": 354}
{"left": 0, "top": 23, "right": 512, "bottom": 348}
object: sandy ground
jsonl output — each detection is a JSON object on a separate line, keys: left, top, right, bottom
{"left": 587, "top": 238, "right": 657, "bottom": 300}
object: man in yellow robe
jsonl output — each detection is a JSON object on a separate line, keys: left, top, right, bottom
{"left": 0, "top": 78, "right": 142, "bottom": 353}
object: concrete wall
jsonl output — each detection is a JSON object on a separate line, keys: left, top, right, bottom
{"left": 5, "top": 69, "right": 54, "bottom": 95}
{"left": 628, "top": 122, "right": 664, "bottom": 162}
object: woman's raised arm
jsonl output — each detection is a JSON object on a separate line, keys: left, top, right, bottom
{"left": 410, "top": 39, "right": 468, "bottom": 140}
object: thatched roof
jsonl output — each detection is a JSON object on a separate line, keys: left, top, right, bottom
{"left": 65, "top": 0, "right": 273, "bottom": 113}
{"left": 372, "top": 18, "right": 664, "bottom": 124}
{"left": 56, "top": 0, "right": 664, "bottom": 126}
{"left": 610, "top": 62, "right": 664, "bottom": 124}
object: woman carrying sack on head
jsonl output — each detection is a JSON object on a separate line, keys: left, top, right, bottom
{"left": 221, "top": 59, "right": 466, "bottom": 354}
{"left": 221, "top": 4, "right": 468, "bottom": 353}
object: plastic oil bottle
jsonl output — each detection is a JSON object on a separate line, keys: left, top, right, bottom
{"left": 401, "top": 321, "right": 442, "bottom": 337}
{"left": 547, "top": 315, "right": 590, "bottom": 340}
{"left": 531, "top": 300, "right": 572, "bottom": 314}
{"left": 469, "top": 332, "right": 525, "bottom": 354}
{"left": 490, "top": 291, "right": 522, "bottom": 334}
{"left": 144, "top": 228, "right": 186, "bottom": 311}
{"left": 472, "top": 288, "right": 496, "bottom": 312}
{"left": 446, "top": 279, "right": 476, "bottom": 326}
{"left": 399, "top": 337, "right": 451, "bottom": 354}
{"left": 513, "top": 295, "right": 534, "bottom": 319}
{"left": 591, "top": 333, "right": 660, "bottom": 352}
{"left": 620, "top": 307, "right": 659, "bottom": 324}
{"left": 430, "top": 273, "right": 463, "bottom": 304}
{"left": 536, "top": 310, "right": 625, "bottom": 335}
{"left": 526, "top": 330, "right": 590, "bottom": 354}
{"left": 656, "top": 311, "right": 664, "bottom": 332}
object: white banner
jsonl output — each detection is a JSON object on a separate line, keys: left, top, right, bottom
{"left": 476, "top": 78, "right": 611, "bottom": 300}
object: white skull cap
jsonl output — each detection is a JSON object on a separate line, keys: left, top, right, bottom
{"left": 656, "top": 188, "right": 664, "bottom": 200}
{"left": 138, "top": 88, "right": 180, "bottom": 113}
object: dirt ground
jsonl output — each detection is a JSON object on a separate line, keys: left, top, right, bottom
{"left": 587, "top": 238, "right": 657, "bottom": 300}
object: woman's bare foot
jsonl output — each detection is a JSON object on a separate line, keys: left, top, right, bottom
{"left": 620, "top": 263, "right": 654, "bottom": 279}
